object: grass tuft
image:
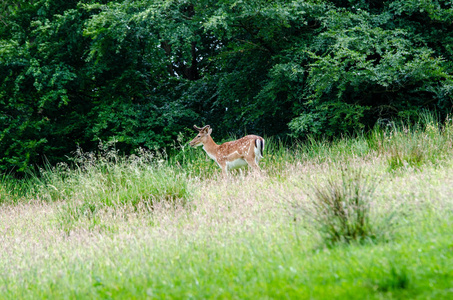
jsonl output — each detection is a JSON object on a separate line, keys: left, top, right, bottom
{"left": 377, "top": 264, "right": 410, "bottom": 292}
{"left": 368, "top": 263, "right": 411, "bottom": 293}
{"left": 308, "top": 168, "right": 384, "bottom": 246}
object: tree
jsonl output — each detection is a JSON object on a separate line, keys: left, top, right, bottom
{"left": 1, "top": 0, "right": 453, "bottom": 174}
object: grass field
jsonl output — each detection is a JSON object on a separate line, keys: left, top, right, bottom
{"left": 1, "top": 117, "right": 453, "bottom": 299}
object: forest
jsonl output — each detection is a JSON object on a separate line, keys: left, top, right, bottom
{"left": 1, "top": 0, "right": 453, "bottom": 173}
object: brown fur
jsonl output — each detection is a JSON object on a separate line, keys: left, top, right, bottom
{"left": 189, "top": 125, "right": 265, "bottom": 176}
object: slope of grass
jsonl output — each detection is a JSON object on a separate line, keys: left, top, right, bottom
{"left": 1, "top": 115, "right": 453, "bottom": 299}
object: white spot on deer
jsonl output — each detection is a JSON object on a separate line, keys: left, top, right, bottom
{"left": 189, "top": 125, "right": 265, "bottom": 176}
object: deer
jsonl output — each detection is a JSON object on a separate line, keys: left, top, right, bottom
{"left": 189, "top": 125, "right": 265, "bottom": 176}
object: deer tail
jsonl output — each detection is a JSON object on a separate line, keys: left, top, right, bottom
{"left": 255, "top": 138, "right": 265, "bottom": 158}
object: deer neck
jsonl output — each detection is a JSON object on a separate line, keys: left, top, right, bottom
{"left": 202, "top": 135, "right": 219, "bottom": 159}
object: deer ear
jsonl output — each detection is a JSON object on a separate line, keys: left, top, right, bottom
{"left": 207, "top": 128, "right": 212, "bottom": 135}
{"left": 200, "top": 125, "right": 210, "bottom": 133}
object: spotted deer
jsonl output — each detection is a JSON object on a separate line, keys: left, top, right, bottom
{"left": 189, "top": 125, "right": 265, "bottom": 176}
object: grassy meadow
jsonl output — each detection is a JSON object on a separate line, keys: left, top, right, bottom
{"left": 1, "top": 116, "right": 453, "bottom": 299}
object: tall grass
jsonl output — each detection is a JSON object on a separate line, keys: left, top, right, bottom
{"left": 30, "top": 145, "right": 191, "bottom": 206}
{"left": 0, "top": 174, "right": 28, "bottom": 204}
{"left": 1, "top": 112, "right": 453, "bottom": 299}
{"left": 19, "top": 145, "right": 193, "bottom": 234}
{"left": 368, "top": 113, "right": 453, "bottom": 171}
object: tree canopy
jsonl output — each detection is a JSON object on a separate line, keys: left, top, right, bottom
{"left": 1, "top": 0, "right": 453, "bottom": 173}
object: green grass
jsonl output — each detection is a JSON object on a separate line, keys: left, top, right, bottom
{"left": 1, "top": 114, "right": 453, "bottom": 299}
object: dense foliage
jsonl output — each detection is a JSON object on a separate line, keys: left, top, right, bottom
{"left": 1, "top": 0, "right": 453, "bottom": 172}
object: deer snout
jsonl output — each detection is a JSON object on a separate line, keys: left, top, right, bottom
{"left": 189, "top": 140, "right": 201, "bottom": 147}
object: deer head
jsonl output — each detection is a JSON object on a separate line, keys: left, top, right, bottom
{"left": 189, "top": 125, "right": 213, "bottom": 147}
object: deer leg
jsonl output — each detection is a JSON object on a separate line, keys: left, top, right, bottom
{"left": 218, "top": 160, "right": 228, "bottom": 177}
{"left": 245, "top": 156, "right": 261, "bottom": 173}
